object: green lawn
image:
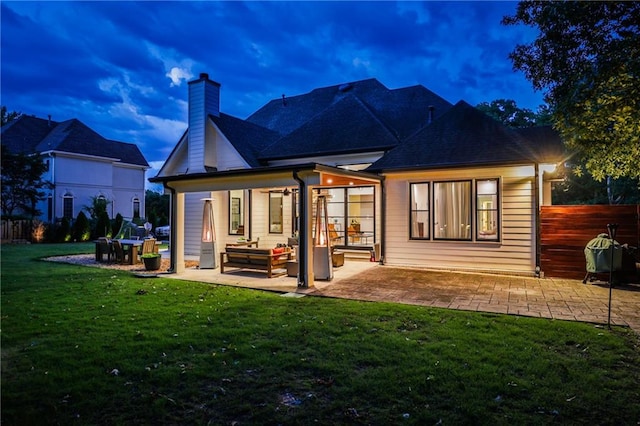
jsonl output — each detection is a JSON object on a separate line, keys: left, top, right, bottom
{"left": 2, "top": 243, "right": 639, "bottom": 425}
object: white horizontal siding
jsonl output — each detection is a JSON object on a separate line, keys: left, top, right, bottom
{"left": 184, "top": 192, "right": 211, "bottom": 255}
{"left": 383, "top": 167, "right": 536, "bottom": 275}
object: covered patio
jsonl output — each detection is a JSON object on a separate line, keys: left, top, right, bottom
{"left": 150, "top": 163, "right": 384, "bottom": 289}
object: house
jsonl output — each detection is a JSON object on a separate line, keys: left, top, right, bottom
{"left": 150, "top": 73, "right": 564, "bottom": 287}
{"left": 1, "top": 115, "right": 149, "bottom": 222}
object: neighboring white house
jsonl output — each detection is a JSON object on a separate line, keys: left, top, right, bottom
{"left": 1, "top": 115, "right": 149, "bottom": 222}
{"left": 150, "top": 73, "right": 564, "bottom": 288}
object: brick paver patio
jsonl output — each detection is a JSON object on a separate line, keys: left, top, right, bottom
{"left": 310, "top": 266, "right": 640, "bottom": 333}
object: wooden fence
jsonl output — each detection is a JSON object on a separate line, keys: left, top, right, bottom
{"left": 540, "top": 205, "right": 640, "bottom": 280}
{"left": 1, "top": 219, "right": 33, "bottom": 243}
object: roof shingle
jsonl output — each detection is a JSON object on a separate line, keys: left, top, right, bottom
{"left": 1, "top": 115, "right": 148, "bottom": 167}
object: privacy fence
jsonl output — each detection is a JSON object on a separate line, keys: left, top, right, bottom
{"left": 540, "top": 205, "right": 640, "bottom": 280}
{"left": 1, "top": 219, "right": 33, "bottom": 243}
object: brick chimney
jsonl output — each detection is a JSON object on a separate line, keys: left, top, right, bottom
{"left": 188, "top": 73, "right": 221, "bottom": 173}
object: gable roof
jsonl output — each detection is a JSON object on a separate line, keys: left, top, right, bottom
{"left": 209, "top": 113, "right": 281, "bottom": 167}
{"left": 1, "top": 115, "right": 148, "bottom": 167}
{"left": 369, "top": 101, "right": 564, "bottom": 172}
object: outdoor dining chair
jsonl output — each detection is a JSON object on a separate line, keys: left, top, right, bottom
{"left": 140, "top": 238, "right": 157, "bottom": 256}
{"left": 112, "top": 240, "right": 125, "bottom": 264}
{"left": 97, "top": 237, "right": 113, "bottom": 262}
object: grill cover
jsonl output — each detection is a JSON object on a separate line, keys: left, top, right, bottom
{"left": 584, "top": 233, "right": 622, "bottom": 273}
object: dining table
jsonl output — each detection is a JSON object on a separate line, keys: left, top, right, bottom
{"left": 116, "top": 239, "right": 144, "bottom": 265}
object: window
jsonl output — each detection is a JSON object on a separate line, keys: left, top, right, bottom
{"left": 324, "top": 186, "right": 375, "bottom": 246}
{"left": 132, "top": 197, "right": 140, "bottom": 218}
{"left": 433, "top": 181, "right": 471, "bottom": 240}
{"left": 63, "top": 193, "right": 74, "bottom": 219}
{"left": 269, "top": 192, "right": 283, "bottom": 233}
{"left": 410, "top": 183, "right": 429, "bottom": 239}
{"left": 410, "top": 179, "right": 501, "bottom": 242}
{"left": 229, "top": 190, "right": 245, "bottom": 235}
{"left": 476, "top": 179, "right": 499, "bottom": 240}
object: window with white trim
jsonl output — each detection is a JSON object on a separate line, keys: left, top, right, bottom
{"left": 63, "top": 193, "right": 74, "bottom": 219}
{"left": 132, "top": 197, "right": 140, "bottom": 218}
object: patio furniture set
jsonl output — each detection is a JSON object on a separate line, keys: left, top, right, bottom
{"left": 95, "top": 237, "right": 159, "bottom": 266}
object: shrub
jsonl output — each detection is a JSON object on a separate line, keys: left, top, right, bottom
{"left": 94, "top": 211, "right": 111, "bottom": 238}
{"left": 55, "top": 218, "right": 72, "bottom": 242}
{"left": 73, "top": 212, "right": 91, "bottom": 242}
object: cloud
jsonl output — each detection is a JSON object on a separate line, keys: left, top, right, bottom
{"left": 166, "top": 67, "right": 193, "bottom": 87}
{"left": 1, "top": 0, "right": 546, "bottom": 174}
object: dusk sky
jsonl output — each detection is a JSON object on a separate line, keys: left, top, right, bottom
{"left": 1, "top": 1, "right": 544, "bottom": 180}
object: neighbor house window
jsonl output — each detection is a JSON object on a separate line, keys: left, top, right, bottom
{"left": 410, "top": 182, "right": 429, "bottom": 239}
{"left": 63, "top": 193, "right": 74, "bottom": 219}
{"left": 132, "top": 197, "right": 140, "bottom": 218}
{"left": 229, "top": 190, "right": 245, "bottom": 235}
{"left": 476, "top": 179, "right": 499, "bottom": 240}
{"left": 433, "top": 181, "right": 471, "bottom": 240}
{"left": 269, "top": 192, "right": 283, "bottom": 233}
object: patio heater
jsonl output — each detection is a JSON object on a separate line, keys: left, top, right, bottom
{"left": 313, "top": 195, "right": 333, "bottom": 280}
{"left": 200, "top": 198, "right": 217, "bottom": 269}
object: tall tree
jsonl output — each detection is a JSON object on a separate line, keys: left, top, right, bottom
{"left": 1, "top": 146, "right": 52, "bottom": 218}
{"left": 503, "top": 1, "right": 640, "bottom": 181}
{"left": 1, "top": 106, "right": 21, "bottom": 126}
{"left": 476, "top": 99, "right": 551, "bottom": 127}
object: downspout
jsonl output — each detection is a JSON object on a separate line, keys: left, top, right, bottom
{"left": 534, "top": 163, "right": 541, "bottom": 278}
{"left": 163, "top": 181, "right": 177, "bottom": 274}
{"left": 49, "top": 152, "right": 56, "bottom": 222}
{"left": 293, "top": 170, "right": 308, "bottom": 288}
{"left": 247, "top": 190, "right": 252, "bottom": 241}
{"left": 379, "top": 177, "right": 386, "bottom": 264}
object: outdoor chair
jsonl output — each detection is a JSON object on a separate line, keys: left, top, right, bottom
{"left": 328, "top": 223, "right": 343, "bottom": 245}
{"left": 97, "top": 237, "right": 113, "bottom": 262}
{"left": 140, "top": 238, "right": 157, "bottom": 256}
{"left": 112, "top": 240, "right": 126, "bottom": 264}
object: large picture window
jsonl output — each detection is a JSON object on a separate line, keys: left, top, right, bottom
{"left": 323, "top": 186, "right": 375, "bottom": 246}
{"left": 410, "top": 182, "right": 429, "bottom": 239}
{"left": 269, "top": 192, "right": 283, "bottom": 234}
{"left": 410, "top": 179, "right": 500, "bottom": 242}
{"left": 229, "top": 190, "right": 245, "bottom": 235}
{"left": 476, "top": 179, "right": 499, "bottom": 240}
{"left": 433, "top": 181, "right": 472, "bottom": 240}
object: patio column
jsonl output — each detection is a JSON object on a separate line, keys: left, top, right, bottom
{"left": 294, "top": 172, "right": 315, "bottom": 288}
{"left": 174, "top": 191, "right": 186, "bottom": 273}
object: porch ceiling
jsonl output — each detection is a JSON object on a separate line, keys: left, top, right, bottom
{"left": 151, "top": 162, "right": 382, "bottom": 193}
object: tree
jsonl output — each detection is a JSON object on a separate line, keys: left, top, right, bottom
{"left": 476, "top": 99, "right": 551, "bottom": 127}
{"left": 0, "top": 145, "right": 52, "bottom": 219}
{"left": 503, "top": 1, "right": 640, "bottom": 181}
{"left": 1, "top": 106, "right": 21, "bottom": 126}
{"left": 145, "top": 189, "right": 169, "bottom": 228}
{"left": 84, "top": 196, "right": 111, "bottom": 221}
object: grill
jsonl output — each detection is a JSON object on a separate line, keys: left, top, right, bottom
{"left": 582, "top": 233, "right": 622, "bottom": 284}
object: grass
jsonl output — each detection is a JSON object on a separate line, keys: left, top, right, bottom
{"left": 2, "top": 243, "right": 639, "bottom": 425}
